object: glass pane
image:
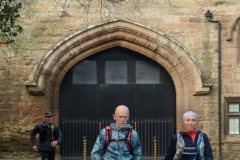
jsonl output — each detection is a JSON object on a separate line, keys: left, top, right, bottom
{"left": 229, "top": 103, "right": 240, "bottom": 112}
{"left": 136, "top": 60, "right": 160, "bottom": 84}
{"left": 105, "top": 61, "right": 127, "bottom": 84}
{"left": 229, "top": 117, "right": 240, "bottom": 134}
{"left": 73, "top": 60, "right": 97, "bottom": 84}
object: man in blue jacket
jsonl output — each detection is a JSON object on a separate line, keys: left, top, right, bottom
{"left": 91, "top": 105, "right": 141, "bottom": 160}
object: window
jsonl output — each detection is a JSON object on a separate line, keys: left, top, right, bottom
{"left": 136, "top": 60, "right": 160, "bottom": 84}
{"left": 73, "top": 60, "right": 97, "bottom": 84}
{"left": 228, "top": 102, "right": 240, "bottom": 135}
{"left": 105, "top": 61, "right": 127, "bottom": 84}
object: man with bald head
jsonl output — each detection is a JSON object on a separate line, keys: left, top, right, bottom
{"left": 91, "top": 105, "right": 141, "bottom": 160}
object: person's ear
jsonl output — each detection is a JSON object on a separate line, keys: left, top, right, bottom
{"left": 112, "top": 114, "right": 116, "bottom": 120}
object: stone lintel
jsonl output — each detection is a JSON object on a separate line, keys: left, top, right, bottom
{"left": 224, "top": 95, "right": 240, "bottom": 101}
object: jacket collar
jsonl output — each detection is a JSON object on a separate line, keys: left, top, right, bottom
{"left": 110, "top": 123, "right": 132, "bottom": 131}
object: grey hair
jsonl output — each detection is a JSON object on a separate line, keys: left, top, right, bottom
{"left": 182, "top": 110, "right": 198, "bottom": 121}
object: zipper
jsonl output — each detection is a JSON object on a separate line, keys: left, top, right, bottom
{"left": 118, "top": 130, "right": 123, "bottom": 160}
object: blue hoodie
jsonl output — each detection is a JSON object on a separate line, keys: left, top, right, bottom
{"left": 91, "top": 123, "right": 141, "bottom": 160}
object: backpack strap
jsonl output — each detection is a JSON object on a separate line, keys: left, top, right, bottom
{"left": 197, "top": 132, "right": 204, "bottom": 158}
{"left": 51, "top": 124, "right": 55, "bottom": 141}
{"left": 175, "top": 133, "right": 185, "bottom": 159}
{"left": 103, "top": 126, "right": 133, "bottom": 155}
{"left": 125, "top": 128, "right": 133, "bottom": 155}
{"left": 39, "top": 123, "right": 48, "bottom": 142}
{"left": 103, "top": 126, "right": 111, "bottom": 154}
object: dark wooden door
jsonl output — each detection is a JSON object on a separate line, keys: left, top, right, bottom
{"left": 59, "top": 47, "right": 176, "bottom": 159}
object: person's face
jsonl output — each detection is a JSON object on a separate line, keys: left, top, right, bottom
{"left": 45, "top": 116, "right": 53, "bottom": 125}
{"left": 184, "top": 114, "right": 197, "bottom": 131}
{"left": 113, "top": 108, "right": 129, "bottom": 130}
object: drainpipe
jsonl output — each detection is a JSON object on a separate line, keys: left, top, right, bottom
{"left": 204, "top": 10, "right": 222, "bottom": 160}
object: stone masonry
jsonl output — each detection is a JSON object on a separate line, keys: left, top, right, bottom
{"left": 0, "top": 0, "right": 240, "bottom": 159}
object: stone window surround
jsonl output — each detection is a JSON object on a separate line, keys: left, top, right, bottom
{"left": 26, "top": 19, "right": 211, "bottom": 131}
{"left": 224, "top": 96, "right": 240, "bottom": 143}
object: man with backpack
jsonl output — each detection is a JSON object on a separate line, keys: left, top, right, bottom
{"left": 91, "top": 105, "right": 141, "bottom": 160}
{"left": 31, "top": 111, "right": 62, "bottom": 160}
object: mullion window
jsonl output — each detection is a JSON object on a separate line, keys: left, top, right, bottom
{"left": 228, "top": 103, "right": 240, "bottom": 112}
{"left": 228, "top": 103, "right": 240, "bottom": 135}
{"left": 228, "top": 116, "right": 240, "bottom": 134}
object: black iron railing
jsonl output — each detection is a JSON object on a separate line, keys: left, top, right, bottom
{"left": 62, "top": 118, "right": 173, "bottom": 160}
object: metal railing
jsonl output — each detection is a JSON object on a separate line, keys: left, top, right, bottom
{"left": 62, "top": 118, "right": 173, "bottom": 160}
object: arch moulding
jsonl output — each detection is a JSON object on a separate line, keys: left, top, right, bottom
{"left": 226, "top": 14, "right": 240, "bottom": 41}
{"left": 26, "top": 19, "right": 210, "bottom": 128}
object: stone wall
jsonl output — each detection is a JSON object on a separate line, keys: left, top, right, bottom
{"left": 0, "top": 0, "right": 240, "bottom": 159}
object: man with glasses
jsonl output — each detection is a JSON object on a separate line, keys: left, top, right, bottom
{"left": 31, "top": 111, "right": 62, "bottom": 160}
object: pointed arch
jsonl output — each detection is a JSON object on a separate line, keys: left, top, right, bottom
{"left": 226, "top": 15, "right": 240, "bottom": 41}
{"left": 26, "top": 20, "right": 210, "bottom": 129}
{"left": 26, "top": 19, "right": 210, "bottom": 96}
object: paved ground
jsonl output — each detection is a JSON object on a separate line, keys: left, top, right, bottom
{"left": 0, "top": 153, "right": 62, "bottom": 160}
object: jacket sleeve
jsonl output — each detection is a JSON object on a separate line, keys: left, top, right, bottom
{"left": 131, "top": 130, "right": 141, "bottom": 160}
{"left": 91, "top": 129, "right": 105, "bottom": 160}
{"left": 31, "top": 125, "right": 40, "bottom": 146}
{"left": 203, "top": 133, "right": 213, "bottom": 160}
{"left": 56, "top": 125, "right": 62, "bottom": 145}
{"left": 164, "top": 135, "right": 177, "bottom": 160}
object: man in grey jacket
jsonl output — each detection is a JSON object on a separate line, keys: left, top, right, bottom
{"left": 31, "top": 111, "right": 62, "bottom": 160}
{"left": 91, "top": 105, "right": 141, "bottom": 160}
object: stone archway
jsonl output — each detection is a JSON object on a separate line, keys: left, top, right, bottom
{"left": 26, "top": 19, "right": 210, "bottom": 131}
{"left": 226, "top": 14, "right": 240, "bottom": 41}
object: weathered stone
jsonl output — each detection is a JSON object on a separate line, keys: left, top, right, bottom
{"left": 227, "top": 144, "right": 240, "bottom": 151}
{"left": 0, "top": 137, "right": 3, "bottom": 145}
{"left": 0, "top": 1, "right": 239, "bottom": 159}
{"left": 1, "top": 70, "right": 11, "bottom": 78}
{"left": 0, "top": 116, "right": 11, "bottom": 123}
{"left": 0, "top": 96, "right": 6, "bottom": 102}
{"left": 0, "top": 144, "right": 10, "bottom": 152}
{"left": 189, "top": 17, "right": 203, "bottom": 23}
{"left": 22, "top": 109, "right": 32, "bottom": 117}
{"left": 0, "top": 103, "right": 13, "bottom": 109}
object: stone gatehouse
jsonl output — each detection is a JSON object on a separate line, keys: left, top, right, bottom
{"left": 0, "top": 0, "right": 240, "bottom": 159}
